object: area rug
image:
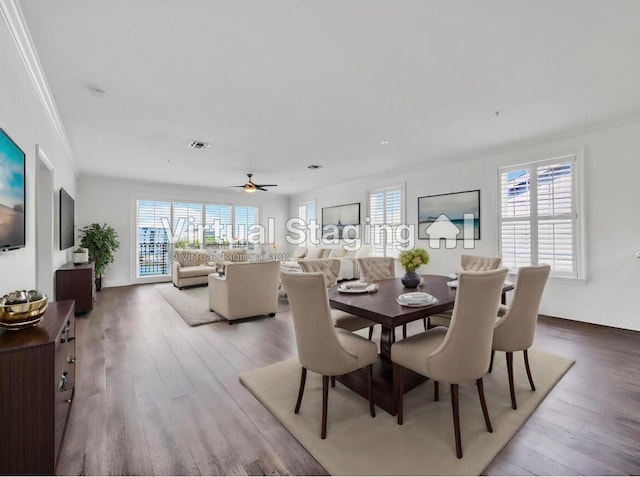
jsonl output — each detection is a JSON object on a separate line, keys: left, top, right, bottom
{"left": 239, "top": 349, "right": 574, "bottom": 475}
{"left": 155, "top": 283, "right": 223, "bottom": 326}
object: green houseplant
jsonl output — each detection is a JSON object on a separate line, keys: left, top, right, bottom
{"left": 398, "top": 247, "right": 430, "bottom": 288}
{"left": 78, "top": 223, "right": 120, "bottom": 291}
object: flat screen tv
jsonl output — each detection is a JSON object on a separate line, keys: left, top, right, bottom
{"left": 0, "top": 128, "right": 26, "bottom": 252}
{"left": 59, "top": 187, "right": 75, "bottom": 250}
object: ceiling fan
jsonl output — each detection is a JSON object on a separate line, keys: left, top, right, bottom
{"left": 231, "top": 173, "right": 278, "bottom": 193}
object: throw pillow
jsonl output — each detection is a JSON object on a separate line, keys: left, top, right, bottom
{"left": 292, "top": 246, "right": 307, "bottom": 259}
{"left": 329, "top": 248, "right": 346, "bottom": 258}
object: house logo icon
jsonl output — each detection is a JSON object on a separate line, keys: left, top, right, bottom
{"left": 424, "top": 213, "right": 476, "bottom": 249}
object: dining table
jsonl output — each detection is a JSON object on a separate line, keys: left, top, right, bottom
{"left": 328, "top": 274, "right": 514, "bottom": 415}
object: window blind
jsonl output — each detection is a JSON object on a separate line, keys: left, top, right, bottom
{"left": 234, "top": 206, "right": 259, "bottom": 242}
{"left": 499, "top": 156, "right": 578, "bottom": 278}
{"left": 368, "top": 186, "right": 403, "bottom": 257}
{"left": 137, "top": 200, "right": 171, "bottom": 277}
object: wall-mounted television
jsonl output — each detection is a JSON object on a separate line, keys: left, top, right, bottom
{"left": 0, "top": 128, "right": 26, "bottom": 252}
{"left": 59, "top": 187, "right": 75, "bottom": 250}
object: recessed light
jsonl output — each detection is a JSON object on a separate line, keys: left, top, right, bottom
{"left": 188, "top": 140, "right": 210, "bottom": 150}
{"left": 307, "top": 164, "right": 323, "bottom": 169}
{"left": 380, "top": 140, "right": 389, "bottom": 145}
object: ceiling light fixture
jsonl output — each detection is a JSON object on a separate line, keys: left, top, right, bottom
{"left": 380, "top": 140, "right": 389, "bottom": 145}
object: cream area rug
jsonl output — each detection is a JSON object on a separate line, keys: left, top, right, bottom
{"left": 155, "top": 283, "right": 224, "bottom": 326}
{"left": 239, "top": 349, "right": 574, "bottom": 475}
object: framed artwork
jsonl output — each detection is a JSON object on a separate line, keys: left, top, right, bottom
{"left": 417, "top": 189, "right": 480, "bottom": 240}
{"left": 321, "top": 202, "right": 360, "bottom": 240}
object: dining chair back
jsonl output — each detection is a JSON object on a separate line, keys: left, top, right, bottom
{"left": 491, "top": 264, "right": 551, "bottom": 409}
{"left": 460, "top": 254, "right": 503, "bottom": 271}
{"left": 391, "top": 267, "right": 508, "bottom": 458}
{"left": 280, "top": 271, "right": 378, "bottom": 438}
{"left": 357, "top": 257, "right": 395, "bottom": 281}
{"left": 298, "top": 258, "right": 341, "bottom": 287}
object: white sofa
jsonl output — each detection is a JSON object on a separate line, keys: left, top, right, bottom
{"left": 171, "top": 248, "right": 248, "bottom": 289}
{"left": 281, "top": 246, "right": 370, "bottom": 280}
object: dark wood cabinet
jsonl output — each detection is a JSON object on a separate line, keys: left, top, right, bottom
{"left": 56, "top": 262, "right": 95, "bottom": 313}
{"left": 0, "top": 301, "right": 76, "bottom": 475}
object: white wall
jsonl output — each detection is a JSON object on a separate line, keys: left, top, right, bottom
{"left": 0, "top": 12, "right": 76, "bottom": 294}
{"left": 77, "top": 175, "right": 289, "bottom": 288}
{"left": 289, "top": 119, "right": 640, "bottom": 332}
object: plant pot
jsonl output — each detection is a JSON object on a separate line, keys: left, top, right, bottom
{"left": 95, "top": 276, "right": 102, "bottom": 292}
{"left": 401, "top": 271, "right": 420, "bottom": 289}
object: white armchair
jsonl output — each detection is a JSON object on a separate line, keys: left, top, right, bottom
{"left": 208, "top": 261, "right": 281, "bottom": 322}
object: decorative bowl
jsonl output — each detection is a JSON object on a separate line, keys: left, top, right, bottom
{"left": 0, "top": 290, "right": 48, "bottom": 330}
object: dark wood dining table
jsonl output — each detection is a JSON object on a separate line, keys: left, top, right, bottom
{"left": 328, "top": 274, "right": 514, "bottom": 415}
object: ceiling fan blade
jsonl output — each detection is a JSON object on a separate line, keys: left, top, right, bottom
{"left": 229, "top": 185, "right": 246, "bottom": 188}
{"left": 255, "top": 184, "right": 278, "bottom": 188}
{"left": 256, "top": 186, "right": 269, "bottom": 191}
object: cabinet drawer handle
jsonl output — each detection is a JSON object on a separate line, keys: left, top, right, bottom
{"left": 58, "top": 371, "right": 68, "bottom": 390}
{"left": 66, "top": 399, "right": 72, "bottom": 403}
{"left": 66, "top": 356, "right": 76, "bottom": 363}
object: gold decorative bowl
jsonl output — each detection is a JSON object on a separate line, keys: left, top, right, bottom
{"left": 0, "top": 292, "right": 48, "bottom": 331}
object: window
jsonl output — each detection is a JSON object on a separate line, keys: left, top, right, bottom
{"left": 137, "top": 200, "right": 171, "bottom": 277}
{"left": 499, "top": 154, "right": 580, "bottom": 278}
{"left": 135, "top": 199, "right": 259, "bottom": 278}
{"left": 367, "top": 185, "right": 404, "bottom": 257}
{"left": 233, "top": 206, "right": 259, "bottom": 244}
{"left": 298, "top": 201, "right": 316, "bottom": 244}
{"left": 172, "top": 202, "right": 203, "bottom": 247}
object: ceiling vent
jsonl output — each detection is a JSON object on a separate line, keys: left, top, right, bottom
{"left": 188, "top": 140, "right": 210, "bottom": 150}
{"left": 307, "top": 164, "right": 323, "bottom": 169}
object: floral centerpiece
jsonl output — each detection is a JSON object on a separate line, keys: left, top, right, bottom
{"left": 398, "top": 248, "right": 430, "bottom": 288}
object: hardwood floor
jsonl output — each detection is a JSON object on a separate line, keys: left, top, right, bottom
{"left": 57, "top": 284, "right": 640, "bottom": 475}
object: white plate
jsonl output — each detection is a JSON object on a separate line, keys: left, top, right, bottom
{"left": 337, "top": 284, "right": 378, "bottom": 294}
{"left": 396, "top": 292, "right": 438, "bottom": 307}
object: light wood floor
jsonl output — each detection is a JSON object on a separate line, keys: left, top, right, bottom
{"left": 57, "top": 284, "right": 640, "bottom": 475}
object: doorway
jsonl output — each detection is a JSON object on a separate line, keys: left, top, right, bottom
{"left": 35, "top": 145, "right": 54, "bottom": 298}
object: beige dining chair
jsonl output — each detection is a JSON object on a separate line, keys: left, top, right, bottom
{"left": 298, "top": 259, "right": 377, "bottom": 339}
{"left": 280, "top": 271, "right": 378, "bottom": 439}
{"left": 391, "top": 268, "right": 508, "bottom": 458}
{"left": 429, "top": 254, "right": 503, "bottom": 328}
{"left": 489, "top": 264, "right": 551, "bottom": 410}
{"left": 357, "top": 257, "right": 421, "bottom": 338}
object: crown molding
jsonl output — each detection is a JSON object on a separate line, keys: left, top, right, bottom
{"left": 0, "top": 0, "right": 78, "bottom": 176}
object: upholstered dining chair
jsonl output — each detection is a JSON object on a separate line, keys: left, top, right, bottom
{"left": 429, "top": 254, "right": 503, "bottom": 328}
{"left": 489, "top": 264, "right": 551, "bottom": 410}
{"left": 356, "top": 257, "right": 419, "bottom": 339}
{"left": 391, "top": 268, "right": 508, "bottom": 458}
{"left": 298, "top": 259, "right": 377, "bottom": 339}
{"left": 280, "top": 271, "right": 377, "bottom": 439}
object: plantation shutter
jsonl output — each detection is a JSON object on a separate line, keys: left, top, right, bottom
{"left": 298, "top": 201, "right": 316, "bottom": 245}
{"left": 136, "top": 200, "right": 171, "bottom": 277}
{"left": 368, "top": 186, "right": 403, "bottom": 257}
{"left": 234, "top": 206, "right": 259, "bottom": 243}
{"left": 172, "top": 202, "right": 203, "bottom": 247}
{"left": 205, "top": 204, "right": 232, "bottom": 246}
{"left": 499, "top": 156, "right": 577, "bottom": 278}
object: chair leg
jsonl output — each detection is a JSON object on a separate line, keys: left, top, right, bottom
{"left": 394, "top": 363, "right": 404, "bottom": 425}
{"left": 451, "top": 383, "right": 462, "bottom": 459}
{"left": 506, "top": 351, "right": 517, "bottom": 410}
{"left": 476, "top": 378, "right": 493, "bottom": 432}
{"left": 294, "top": 367, "right": 307, "bottom": 414}
{"left": 331, "top": 375, "right": 336, "bottom": 388}
{"left": 367, "top": 364, "right": 375, "bottom": 418}
{"left": 368, "top": 326, "right": 374, "bottom": 340}
{"left": 489, "top": 349, "right": 495, "bottom": 373}
{"left": 321, "top": 375, "right": 329, "bottom": 439}
{"left": 434, "top": 380, "right": 439, "bottom": 401}
{"left": 523, "top": 349, "right": 536, "bottom": 391}
{"left": 402, "top": 324, "right": 407, "bottom": 339}
{"left": 423, "top": 317, "right": 427, "bottom": 330}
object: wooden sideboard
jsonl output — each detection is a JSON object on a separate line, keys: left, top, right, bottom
{"left": 56, "top": 262, "right": 95, "bottom": 313}
{"left": 0, "top": 301, "right": 76, "bottom": 474}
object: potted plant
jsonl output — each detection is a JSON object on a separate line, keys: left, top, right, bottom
{"left": 398, "top": 248, "right": 430, "bottom": 288}
{"left": 78, "top": 223, "right": 120, "bottom": 291}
